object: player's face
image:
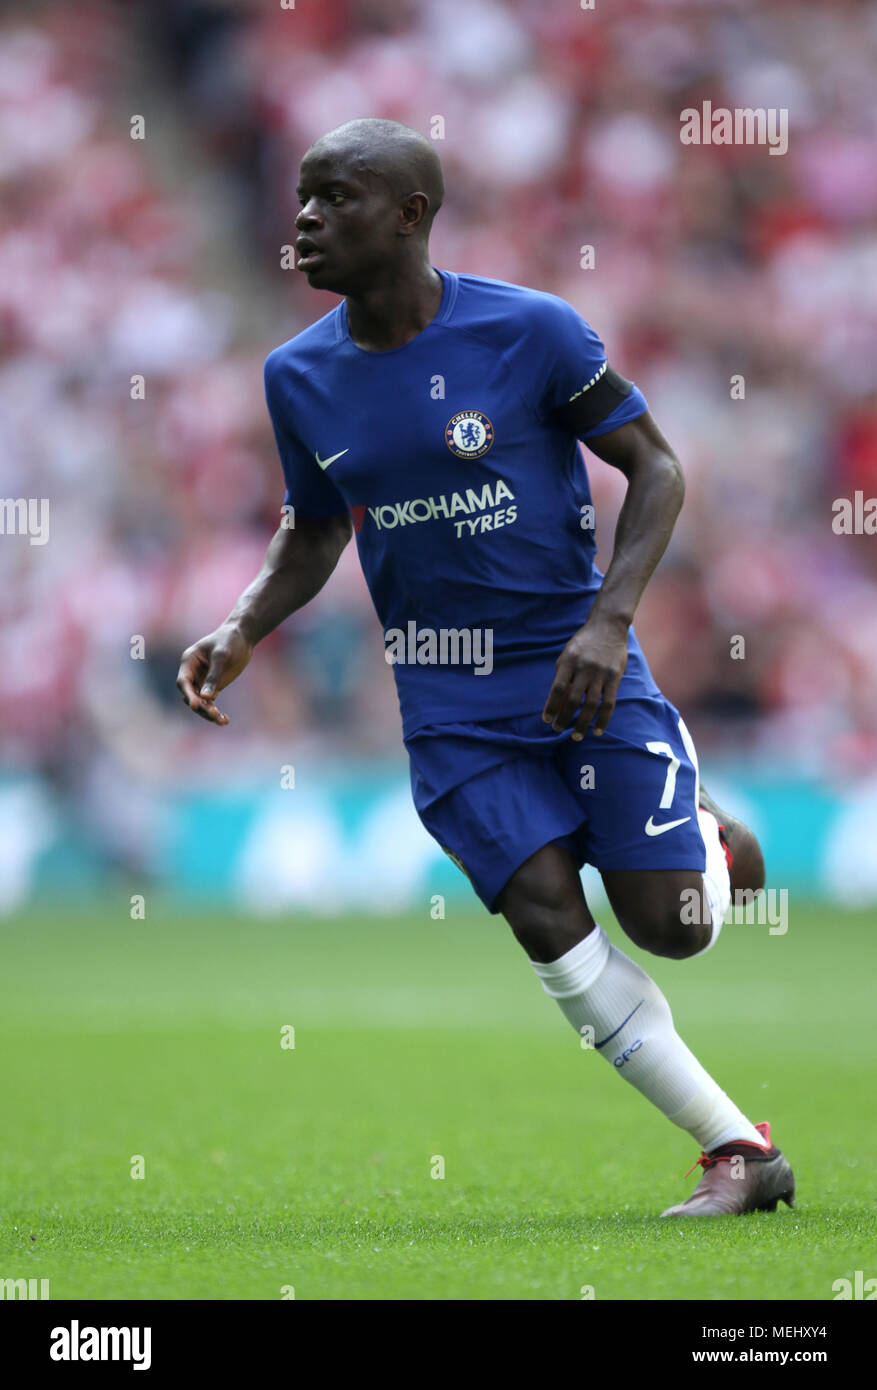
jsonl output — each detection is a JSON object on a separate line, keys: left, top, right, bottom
{"left": 295, "top": 150, "right": 400, "bottom": 294}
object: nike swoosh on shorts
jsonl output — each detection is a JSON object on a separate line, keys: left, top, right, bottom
{"left": 644, "top": 815, "right": 692, "bottom": 836}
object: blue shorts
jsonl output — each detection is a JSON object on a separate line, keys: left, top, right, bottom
{"left": 406, "top": 697, "right": 707, "bottom": 912}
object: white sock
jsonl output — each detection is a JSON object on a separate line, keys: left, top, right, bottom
{"left": 531, "top": 926, "right": 765, "bottom": 1152}
{"left": 691, "top": 808, "right": 732, "bottom": 957}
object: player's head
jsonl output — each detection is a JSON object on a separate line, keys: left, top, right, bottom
{"left": 294, "top": 118, "right": 444, "bottom": 294}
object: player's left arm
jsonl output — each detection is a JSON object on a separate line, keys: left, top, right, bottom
{"left": 542, "top": 407, "right": 684, "bottom": 739}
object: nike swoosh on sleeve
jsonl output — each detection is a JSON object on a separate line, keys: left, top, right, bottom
{"left": 315, "top": 449, "right": 349, "bottom": 470}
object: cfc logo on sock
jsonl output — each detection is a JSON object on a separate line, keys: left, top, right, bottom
{"left": 613, "top": 1039, "right": 643, "bottom": 1068}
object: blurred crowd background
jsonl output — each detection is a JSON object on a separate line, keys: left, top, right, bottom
{"left": 2, "top": 0, "right": 877, "bottom": 905}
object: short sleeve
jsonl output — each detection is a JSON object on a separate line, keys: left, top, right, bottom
{"left": 512, "top": 294, "right": 648, "bottom": 438}
{"left": 264, "top": 353, "right": 348, "bottom": 517}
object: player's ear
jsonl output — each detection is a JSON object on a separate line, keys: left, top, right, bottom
{"left": 398, "top": 192, "right": 429, "bottom": 236}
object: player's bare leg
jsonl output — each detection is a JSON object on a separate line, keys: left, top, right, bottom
{"left": 498, "top": 830, "right": 794, "bottom": 1218}
{"left": 497, "top": 842, "right": 598, "bottom": 963}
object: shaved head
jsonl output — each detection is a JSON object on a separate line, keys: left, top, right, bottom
{"left": 294, "top": 117, "right": 446, "bottom": 303}
{"left": 304, "top": 118, "right": 444, "bottom": 234}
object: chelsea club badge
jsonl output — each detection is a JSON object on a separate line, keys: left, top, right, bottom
{"left": 445, "top": 410, "right": 494, "bottom": 460}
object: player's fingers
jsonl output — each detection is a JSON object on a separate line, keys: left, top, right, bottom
{"left": 591, "top": 676, "right": 621, "bottom": 737}
{"left": 570, "top": 685, "right": 602, "bottom": 741}
{"left": 197, "top": 655, "right": 232, "bottom": 726}
{"left": 542, "top": 670, "right": 572, "bottom": 724}
{"left": 199, "top": 651, "right": 231, "bottom": 703}
{"left": 193, "top": 699, "right": 229, "bottom": 726}
{"left": 551, "top": 652, "right": 603, "bottom": 729}
{"left": 176, "top": 653, "right": 229, "bottom": 725}
{"left": 176, "top": 656, "right": 208, "bottom": 712}
{"left": 180, "top": 684, "right": 228, "bottom": 724}
{"left": 549, "top": 672, "right": 589, "bottom": 730}
{"left": 177, "top": 671, "right": 202, "bottom": 709}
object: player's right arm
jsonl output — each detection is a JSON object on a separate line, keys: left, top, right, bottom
{"left": 176, "top": 512, "right": 352, "bottom": 725}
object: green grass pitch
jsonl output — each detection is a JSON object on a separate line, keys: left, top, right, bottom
{"left": 0, "top": 899, "right": 874, "bottom": 1300}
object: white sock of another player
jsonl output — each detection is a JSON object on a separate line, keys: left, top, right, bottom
{"left": 531, "top": 927, "right": 765, "bottom": 1152}
{"left": 692, "top": 807, "right": 732, "bottom": 957}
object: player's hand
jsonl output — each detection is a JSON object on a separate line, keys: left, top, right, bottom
{"left": 176, "top": 624, "right": 253, "bottom": 726}
{"left": 542, "top": 615, "right": 629, "bottom": 740}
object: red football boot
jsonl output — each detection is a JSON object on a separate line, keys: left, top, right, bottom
{"left": 698, "top": 785, "right": 765, "bottom": 896}
{"left": 661, "top": 1122, "right": 795, "bottom": 1218}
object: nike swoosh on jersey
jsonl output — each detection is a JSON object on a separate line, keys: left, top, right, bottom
{"left": 644, "top": 815, "right": 692, "bottom": 836}
{"left": 315, "top": 448, "right": 349, "bottom": 470}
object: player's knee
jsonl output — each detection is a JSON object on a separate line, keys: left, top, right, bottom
{"left": 505, "top": 886, "right": 588, "bottom": 962}
{"left": 623, "top": 901, "right": 710, "bottom": 960}
{"left": 498, "top": 849, "right": 594, "bottom": 964}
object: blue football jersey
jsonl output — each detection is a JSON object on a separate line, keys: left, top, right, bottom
{"left": 264, "top": 270, "right": 652, "bottom": 736}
